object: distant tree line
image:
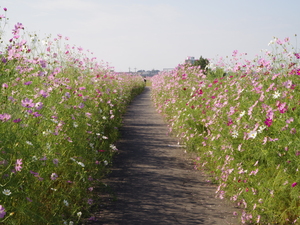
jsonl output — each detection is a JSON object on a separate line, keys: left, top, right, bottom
{"left": 192, "top": 56, "right": 210, "bottom": 73}
{"left": 185, "top": 56, "right": 227, "bottom": 79}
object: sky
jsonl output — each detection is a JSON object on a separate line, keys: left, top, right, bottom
{"left": 1, "top": 0, "right": 300, "bottom": 72}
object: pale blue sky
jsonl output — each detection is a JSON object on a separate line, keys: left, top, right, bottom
{"left": 1, "top": 0, "right": 300, "bottom": 72}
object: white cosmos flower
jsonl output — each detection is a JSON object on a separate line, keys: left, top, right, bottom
{"left": 272, "top": 91, "right": 280, "bottom": 99}
{"left": 232, "top": 130, "right": 238, "bottom": 138}
{"left": 26, "top": 141, "right": 33, "bottom": 145}
{"left": 110, "top": 144, "right": 118, "bottom": 151}
{"left": 248, "top": 130, "right": 257, "bottom": 139}
{"left": 258, "top": 125, "right": 267, "bottom": 133}
{"left": 31, "top": 36, "right": 38, "bottom": 44}
{"left": 43, "top": 129, "right": 52, "bottom": 136}
{"left": 77, "top": 162, "right": 85, "bottom": 167}
{"left": 3, "top": 189, "right": 11, "bottom": 196}
{"left": 51, "top": 119, "right": 58, "bottom": 123}
{"left": 63, "top": 200, "right": 69, "bottom": 206}
{"left": 239, "top": 111, "right": 245, "bottom": 117}
{"left": 41, "top": 39, "right": 48, "bottom": 46}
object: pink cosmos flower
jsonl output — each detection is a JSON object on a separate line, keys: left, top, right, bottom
{"left": 21, "top": 98, "right": 34, "bottom": 108}
{"left": 292, "top": 182, "right": 297, "bottom": 187}
{"left": 0, "top": 113, "right": 11, "bottom": 122}
{"left": 32, "top": 112, "right": 42, "bottom": 117}
{"left": 53, "top": 159, "right": 59, "bottom": 165}
{"left": 279, "top": 105, "right": 288, "bottom": 113}
{"left": 2, "top": 83, "right": 8, "bottom": 88}
{"left": 0, "top": 205, "right": 6, "bottom": 219}
{"left": 88, "top": 187, "right": 94, "bottom": 191}
{"left": 276, "top": 39, "right": 283, "bottom": 45}
{"left": 35, "top": 102, "right": 43, "bottom": 110}
{"left": 39, "top": 90, "right": 49, "bottom": 98}
{"left": 282, "top": 80, "right": 292, "bottom": 89}
{"left": 290, "top": 128, "right": 296, "bottom": 134}
{"left": 88, "top": 216, "right": 97, "bottom": 221}
{"left": 266, "top": 110, "right": 274, "bottom": 120}
{"left": 50, "top": 173, "right": 58, "bottom": 180}
{"left": 257, "top": 215, "right": 261, "bottom": 223}
{"left": 262, "top": 136, "right": 268, "bottom": 145}
{"left": 286, "top": 117, "right": 294, "bottom": 124}
{"left": 249, "top": 168, "right": 259, "bottom": 175}
{"left": 24, "top": 81, "right": 32, "bottom": 85}
{"left": 15, "top": 159, "right": 22, "bottom": 172}
{"left": 78, "top": 103, "right": 85, "bottom": 109}
{"left": 85, "top": 112, "right": 92, "bottom": 118}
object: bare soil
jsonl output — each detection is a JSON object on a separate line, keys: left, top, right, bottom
{"left": 88, "top": 87, "right": 241, "bottom": 225}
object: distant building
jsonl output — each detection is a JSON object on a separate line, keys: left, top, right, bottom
{"left": 141, "top": 69, "right": 160, "bottom": 77}
{"left": 185, "top": 56, "right": 195, "bottom": 65}
{"left": 163, "top": 68, "right": 174, "bottom": 72}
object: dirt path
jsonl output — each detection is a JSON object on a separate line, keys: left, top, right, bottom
{"left": 90, "top": 87, "right": 240, "bottom": 225}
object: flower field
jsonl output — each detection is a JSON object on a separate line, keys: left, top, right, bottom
{"left": 0, "top": 8, "right": 145, "bottom": 224}
{"left": 151, "top": 38, "right": 300, "bottom": 224}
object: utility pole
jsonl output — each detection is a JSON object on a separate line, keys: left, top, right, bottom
{"left": 129, "top": 67, "right": 131, "bottom": 72}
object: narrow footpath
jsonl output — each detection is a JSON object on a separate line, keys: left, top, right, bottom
{"left": 91, "top": 87, "right": 240, "bottom": 225}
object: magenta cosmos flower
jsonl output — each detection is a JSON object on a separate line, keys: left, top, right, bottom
{"left": 24, "top": 81, "right": 32, "bottom": 85}
{"left": 264, "top": 118, "right": 273, "bottom": 127}
{"left": 13, "top": 118, "right": 22, "bottom": 123}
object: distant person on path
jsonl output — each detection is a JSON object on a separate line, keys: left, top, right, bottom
{"left": 144, "top": 76, "right": 147, "bottom": 83}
